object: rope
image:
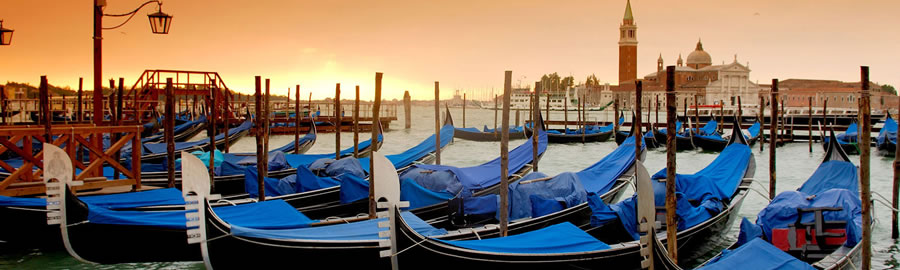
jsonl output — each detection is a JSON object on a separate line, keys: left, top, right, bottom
{"left": 748, "top": 187, "right": 772, "bottom": 202}
{"left": 390, "top": 238, "right": 428, "bottom": 257}
{"left": 871, "top": 191, "right": 900, "bottom": 212}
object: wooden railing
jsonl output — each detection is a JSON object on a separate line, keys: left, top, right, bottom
{"left": 0, "top": 125, "right": 142, "bottom": 196}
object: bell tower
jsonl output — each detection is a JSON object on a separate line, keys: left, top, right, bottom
{"left": 618, "top": 0, "right": 638, "bottom": 84}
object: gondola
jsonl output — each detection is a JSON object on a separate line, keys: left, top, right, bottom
{"left": 615, "top": 115, "right": 658, "bottom": 148}
{"left": 138, "top": 114, "right": 209, "bottom": 143}
{"left": 297, "top": 126, "right": 545, "bottom": 221}
{"left": 654, "top": 120, "right": 696, "bottom": 150}
{"left": 454, "top": 110, "right": 527, "bottom": 142}
{"left": 674, "top": 130, "right": 863, "bottom": 270}
{"left": 524, "top": 114, "right": 614, "bottom": 143}
{"left": 877, "top": 114, "right": 896, "bottom": 156}
{"left": 138, "top": 122, "right": 318, "bottom": 194}
{"left": 391, "top": 121, "right": 754, "bottom": 269}
{"left": 693, "top": 120, "right": 761, "bottom": 152}
{"left": 49, "top": 149, "right": 317, "bottom": 264}
{"left": 193, "top": 129, "right": 636, "bottom": 269}
{"left": 136, "top": 119, "right": 253, "bottom": 163}
{"left": 822, "top": 120, "right": 859, "bottom": 155}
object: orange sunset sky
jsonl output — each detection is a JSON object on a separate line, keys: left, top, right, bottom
{"left": 1, "top": 0, "right": 899, "bottom": 101}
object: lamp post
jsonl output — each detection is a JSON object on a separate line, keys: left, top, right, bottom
{"left": 93, "top": 0, "right": 172, "bottom": 126}
{"left": 0, "top": 20, "right": 13, "bottom": 46}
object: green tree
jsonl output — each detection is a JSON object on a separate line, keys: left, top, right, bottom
{"left": 883, "top": 84, "right": 897, "bottom": 95}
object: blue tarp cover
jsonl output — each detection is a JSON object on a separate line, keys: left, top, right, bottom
{"left": 1, "top": 188, "right": 185, "bottom": 208}
{"left": 755, "top": 188, "right": 862, "bottom": 247}
{"left": 508, "top": 172, "right": 585, "bottom": 220}
{"left": 407, "top": 131, "right": 547, "bottom": 192}
{"left": 438, "top": 222, "right": 609, "bottom": 254}
{"left": 231, "top": 211, "right": 446, "bottom": 240}
{"left": 269, "top": 129, "right": 316, "bottom": 153}
{"left": 878, "top": 117, "right": 897, "bottom": 146}
{"left": 359, "top": 124, "right": 454, "bottom": 172}
{"left": 284, "top": 134, "right": 382, "bottom": 168}
{"left": 651, "top": 143, "right": 751, "bottom": 203}
{"left": 796, "top": 160, "right": 858, "bottom": 195}
{"left": 697, "top": 238, "right": 814, "bottom": 270}
{"left": 87, "top": 199, "right": 315, "bottom": 230}
{"left": 398, "top": 131, "right": 547, "bottom": 208}
{"left": 748, "top": 122, "right": 761, "bottom": 138}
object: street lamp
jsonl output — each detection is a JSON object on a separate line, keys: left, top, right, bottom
{"left": 93, "top": 0, "right": 172, "bottom": 125}
{"left": 0, "top": 20, "right": 13, "bottom": 46}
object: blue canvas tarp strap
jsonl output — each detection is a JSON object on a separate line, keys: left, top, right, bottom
{"left": 437, "top": 222, "right": 610, "bottom": 254}
{"left": 507, "top": 172, "right": 586, "bottom": 220}
{"left": 231, "top": 211, "right": 446, "bottom": 240}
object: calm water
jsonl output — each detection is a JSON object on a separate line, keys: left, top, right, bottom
{"left": 3, "top": 105, "right": 899, "bottom": 269}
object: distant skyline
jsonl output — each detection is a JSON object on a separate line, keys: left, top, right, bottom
{"left": 1, "top": 0, "right": 898, "bottom": 101}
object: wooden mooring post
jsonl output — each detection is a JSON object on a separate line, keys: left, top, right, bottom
{"left": 760, "top": 96, "right": 765, "bottom": 151}
{"left": 435, "top": 81, "right": 441, "bottom": 165}
{"left": 564, "top": 96, "right": 569, "bottom": 131}
{"left": 545, "top": 92, "right": 550, "bottom": 127}
{"left": 255, "top": 76, "right": 266, "bottom": 201}
{"left": 223, "top": 88, "right": 230, "bottom": 153}
{"left": 532, "top": 82, "right": 540, "bottom": 172}
{"left": 264, "top": 80, "right": 271, "bottom": 162}
{"left": 494, "top": 95, "right": 499, "bottom": 133}
{"left": 354, "top": 85, "right": 360, "bottom": 157}
{"left": 39, "top": 76, "right": 51, "bottom": 143}
{"left": 0, "top": 85, "right": 5, "bottom": 125}
{"left": 859, "top": 66, "right": 872, "bottom": 270}
{"left": 769, "top": 79, "right": 779, "bottom": 199}
{"left": 295, "top": 85, "right": 301, "bottom": 154}
{"left": 208, "top": 79, "right": 218, "bottom": 191}
{"left": 165, "top": 78, "right": 176, "bottom": 188}
{"left": 664, "top": 66, "right": 678, "bottom": 263}
{"left": 463, "top": 93, "right": 467, "bottom": 128}
{"left": 369, "top": 72, "right": 383, "bottom": 218}
{"left": 335, "top": 84, "right": 342, "bottom": 160}
{"left": 77, "top": 78, "right": 84, "bottom": 122}
{"left": 635, "top": 81, "right": 643, "bottom": 155}
{"left": 809, "top": 97, "right": 813, "bottom": 151}
{"left": 614, "top": 95, "right": 620, "bottom": 132}
{"left": 894, "top": 96, "right": 900, "bottom": 239}
{"left": 403, "top": 90, "right": 411, "bottom": 129}
{"left": 499, "top": 70, "right": 512, "bottom": 237}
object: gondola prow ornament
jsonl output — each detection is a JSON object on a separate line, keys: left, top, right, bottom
{"left": 372, "top": 151, "right": 407, "bottom": 270}
{"left": 44, "top": 143, "right": 88, "bottom": 263}
{"left": 182, "top": 151, "right": 220, "bottom": 269}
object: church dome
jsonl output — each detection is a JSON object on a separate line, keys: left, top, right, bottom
{"left": 686, "top": 40, "right": 712, "bottom": 67}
